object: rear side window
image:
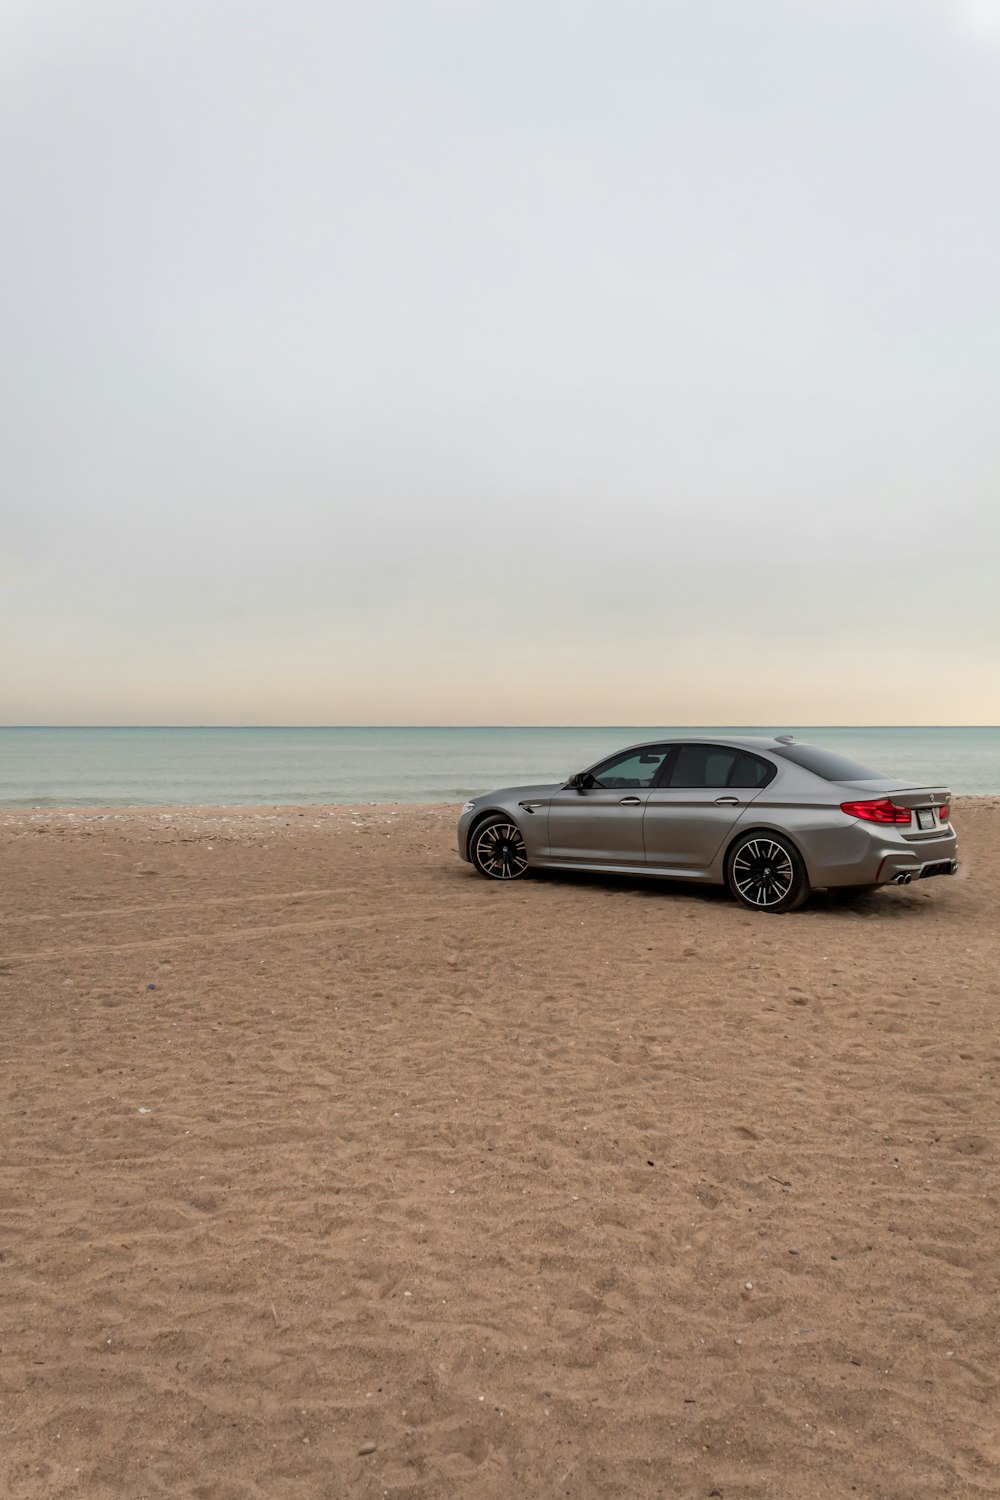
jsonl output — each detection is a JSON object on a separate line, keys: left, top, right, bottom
{"left": 667, "top": 746, "right": 776, "bottom": 789}
{"left": 668, "top": 744, "right": 773, "bottom": 792}
{"left": 773, "top": 744, "right": 885, "bottom": 782}
{"left": 729, "top": 752, "right": 775, "bottom": 788}
{"left": 668, "top": 745, "right": 736, "bottom": 787}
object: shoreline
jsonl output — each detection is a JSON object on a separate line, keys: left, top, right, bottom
{"left": 3, "top": 791, "right": 999, "bottom": 814}
{"left": 1, "top": 791, "right": 997, "bottom": 834}
{"left": 0, "top": 801, "right": 452, "bottom": 819}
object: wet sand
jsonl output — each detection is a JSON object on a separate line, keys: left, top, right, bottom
{"left": 1, "top": 800, "right": 998, "bottom": 1498}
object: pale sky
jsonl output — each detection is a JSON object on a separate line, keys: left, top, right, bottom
{"left": 2, "top": 0, "right": 998, "bottom": 725}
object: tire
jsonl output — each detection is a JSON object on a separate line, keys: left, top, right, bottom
{"left": 725, "top": 832, "right": 809, "bottom": 913}
{"left": 470, "top": 814, "right": 529, "bottom": 881}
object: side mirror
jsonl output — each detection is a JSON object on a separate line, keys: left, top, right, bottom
{"left": 567, "top": 771, "right": 590, "bottom": 791}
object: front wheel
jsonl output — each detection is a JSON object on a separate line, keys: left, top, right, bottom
{"left": 725, "top": 832, "right": 809, "bottom": 912}
{"left": 470, "top": 815, "right": 529, "bottom": 881}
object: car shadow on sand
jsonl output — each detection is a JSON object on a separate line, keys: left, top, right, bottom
{"left": 452, "top": 860, "right": 954, "bottom": 918}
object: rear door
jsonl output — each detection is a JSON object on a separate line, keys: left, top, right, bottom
{"left": 642, "top": 745, "right": 773, "bottom": 872}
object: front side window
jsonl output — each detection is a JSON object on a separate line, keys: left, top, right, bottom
{"left": 588, "top": 746, "right": 670, "bottom": 789}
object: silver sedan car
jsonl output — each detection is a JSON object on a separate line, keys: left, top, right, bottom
{"left": 457, "top": 736, "right": 958, "bottom": 912}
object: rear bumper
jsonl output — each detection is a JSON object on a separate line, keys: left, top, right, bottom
{"left": 868, "top": 824, "right": 959, "bottom": 886}
{"left": 794, "top": 819, "right": 959, "bottom": 888}
{"left": 875, "top": 852, "right": 959, "bottom": 886}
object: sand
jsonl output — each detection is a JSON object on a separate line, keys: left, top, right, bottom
{"left": 1, "top": 800, "right": 998, "bottom": 1499}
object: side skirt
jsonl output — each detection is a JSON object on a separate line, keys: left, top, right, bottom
{"left": 530, "top": 857, "right": 720, "bottom": 884}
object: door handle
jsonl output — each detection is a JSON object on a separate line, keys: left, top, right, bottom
{"left": 618, "top": 796, "right": 642, "bottom": 806}
{"left": 714, "top": 796, "right": 741, "bottom": 805}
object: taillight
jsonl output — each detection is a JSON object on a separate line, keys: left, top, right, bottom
{"left": 840, "top": 798, "right": 912, "bottom": 824}
{"left": 938, "top": 804, "right": 950, "bottom": 823}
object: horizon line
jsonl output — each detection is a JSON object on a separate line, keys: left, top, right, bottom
{"left": 2, "top": 724, "right": 997, "bottom": 732}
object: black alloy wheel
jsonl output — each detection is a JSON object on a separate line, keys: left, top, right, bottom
{"left": 470, "top": 816, "right": 529, "bottom": 881}
{"left": 725, "top": 833, "right": 809, "bottom": 912}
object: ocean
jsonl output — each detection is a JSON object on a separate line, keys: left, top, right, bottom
{"left": 0, "top": 726, "right": 997, "bottom": 806}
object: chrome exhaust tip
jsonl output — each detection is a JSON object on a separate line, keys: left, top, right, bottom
{"left": 893, "top": 872, "right": 913, "bottom": 885}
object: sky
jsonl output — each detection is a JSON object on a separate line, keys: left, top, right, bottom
{"left": 1, "top": 0, "right": 998, "bottom": 725}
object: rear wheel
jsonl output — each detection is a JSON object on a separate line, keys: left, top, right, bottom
{"left": 725, "top": 832, "right": 809, "bottom": 912}
{"left": 470, "top": 815, "right": 529, "bottom": 881}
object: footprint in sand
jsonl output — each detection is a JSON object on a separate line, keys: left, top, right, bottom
{"left": 951, "top": 1134, "right": 990, "bottom": 1156}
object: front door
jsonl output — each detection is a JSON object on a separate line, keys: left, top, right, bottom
{"left": 544, "top": 745, "right": 671, "bottom": 867}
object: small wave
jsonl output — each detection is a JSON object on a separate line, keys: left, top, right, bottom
{"left": 0, "top": 795, "right": 123, "bottom": 808}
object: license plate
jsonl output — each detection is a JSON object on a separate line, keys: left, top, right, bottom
{"left": 916, "top": 808, "right": 935, "bottom": 830}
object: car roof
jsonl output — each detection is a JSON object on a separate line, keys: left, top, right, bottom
{"left": 616, "top": 735, "right": 789, "bottom": 754}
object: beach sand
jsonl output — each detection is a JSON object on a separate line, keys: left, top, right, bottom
{"left": 2, "top": 800, "right": 998, "bottom": 1499}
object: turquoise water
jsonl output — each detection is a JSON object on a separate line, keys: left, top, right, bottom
{"left": 0, "top": 727, "right": 996, "bottom": 806}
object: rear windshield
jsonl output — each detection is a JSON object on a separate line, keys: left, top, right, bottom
{"left": 773, "top": 744, "right": 886, "bottom": 782}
